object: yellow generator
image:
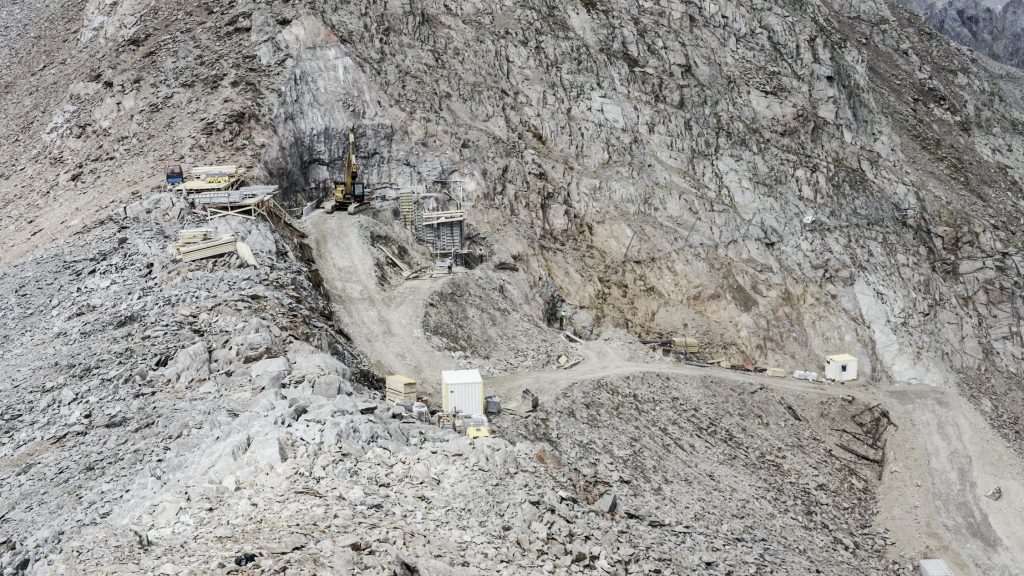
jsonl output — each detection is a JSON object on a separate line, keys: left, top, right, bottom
{"left": 326, "top": 131, "right": 367, "bottom": 214}
{"left": 464, "top": 415, "right": 492, "bottom": 439}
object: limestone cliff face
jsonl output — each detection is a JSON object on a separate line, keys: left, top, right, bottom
{"left": 1, "top": 0, "right": 1023, "bottom": 439}
{"left": 255, "top": 1, "right": 1024, "bottom": 424}
{"left": 901, "top": 0, "right": 1024, "bottom": 69}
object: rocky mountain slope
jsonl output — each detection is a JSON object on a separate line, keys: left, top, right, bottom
{"left": 2, "top": 0, "right": 1024, "bottom": 574}
{"left": 900, "top": 0, "right": 1024, "bottom": 69}
{"left": 0, "top": 0, "right": 284, "bottom": 264}
{"left": 254, "top": 0, "right": 1024, "bottom": 444}
{"left": 3, "top": 0, "right": 1023, "bottom": 421}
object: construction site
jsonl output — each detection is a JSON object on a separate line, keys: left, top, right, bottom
{"left": 2, "top": 0, "right": 1024, "bottom": 575}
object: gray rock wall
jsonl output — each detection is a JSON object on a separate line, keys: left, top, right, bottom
{"left": 252, "top": 1, "right": 1024, "bottom": 416}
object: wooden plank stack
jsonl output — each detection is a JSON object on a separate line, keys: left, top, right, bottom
{"left": 175, "top": 228, "right": 216, "bottom": 246}
{"left": 175, "top": 229, "right": 238, "bottom": 262}
{"left": 385, "top": 374, "right": 418, "bottom": 404}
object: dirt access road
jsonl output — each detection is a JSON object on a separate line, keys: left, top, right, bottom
{"left": 307, "top": 211, "right": 454, "bottom": 382}
{"left": 306, "top": 211, "right": 1024, "bottom": 575}
{"left": 878, "top": 387, "right": 1024, "bottom": 575}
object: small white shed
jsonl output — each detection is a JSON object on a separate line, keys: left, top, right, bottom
{"left": 441, "top": 369, "right": 484, "bottom": 415}
{"left": 824, "top": 354, "right": 858, "bottom": 382}
{"left": 918, "top": 559, "right": 955, "bottom": 576}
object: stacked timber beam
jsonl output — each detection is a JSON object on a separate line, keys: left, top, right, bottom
{"left": 385, "top": 375, "right": 418, "bottom": 404}
{"left": 176, "top": 229, "right": 238, "bottom": 262}
{"left": 174, "top": 229, "right": 258, "bottom": 266}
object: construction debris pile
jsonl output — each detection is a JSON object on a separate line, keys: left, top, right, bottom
{"left": 831, "top": 404, "right": 896, "bottom": 479}
{"left": 150, "top": 161, "right": 293, "bottom": 268}
{"left": 165, "top": 163, "right": 284, "bottom": 222}
{"left": 175, "top": 229, "right": 236, "bottom": 262}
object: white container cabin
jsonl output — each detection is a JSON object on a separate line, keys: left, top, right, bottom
{"left": 441, "top": 369, "right": 484, "bottom": 415}
{"left": 824, "top": 354, "right": 858, "bottom": 382}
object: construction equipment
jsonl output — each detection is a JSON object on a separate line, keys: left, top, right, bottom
{"left": 463, "top": 415, "right": 492, "bottom": 439}
{"left": 639, "top": 337, "right": 700, "bottom": 352}
{"left": 165, "top": 164, "right": 184, "bottom": 188}
{"left": 436, "top": 412, "right": 458, "bottom": 431}
{"left": 172, "top": 165, "right": 247, "bottom": 194}
{"left": 326, "top": 131, "right": 367, "bottom": 214}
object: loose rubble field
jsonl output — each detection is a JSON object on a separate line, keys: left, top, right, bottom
{"left": 54, "top": 374, "right": 909, "bottom": 575}
{"left": 506, "top": 374, "right": 904, "bottom": 574}
{"left": 424, "top": 272, "right": 575, "bottom": 376}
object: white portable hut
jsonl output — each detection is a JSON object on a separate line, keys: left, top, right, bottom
{"left": 441, "top": 369, "right": 484, "bottom": 414}
{"left": 824, "top": 354, "right": 858, "bottom": 382}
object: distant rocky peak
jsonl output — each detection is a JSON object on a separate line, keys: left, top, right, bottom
{"left": 900, "top": 0, "right": 1024, "bottom": 68}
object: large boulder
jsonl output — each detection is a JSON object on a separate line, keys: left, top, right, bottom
{"left": 249, "top": 357, "right": 291, "bottom": 389}
{"left": 287, "top": 341, "right": 350, "bottom": 380}
{"left": 217, "top": 319, "right": 284, "bottom": 365}
{"left": 161, "top": 341, "right": 210, "bottom": 386}
{"left": 243, "top": 435, "right": 288, "bottom": 469}
{"left": 311, "top": 374, "right": 350, "bottom": 399}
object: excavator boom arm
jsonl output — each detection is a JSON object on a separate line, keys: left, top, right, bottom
{"left": 329, "top": 130, "right": 365, "bottom": 213}
{"left": 345, "top": 131, "right": 358, "bottom": 195}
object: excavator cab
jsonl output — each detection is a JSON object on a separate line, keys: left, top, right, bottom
{"left": 165, "top": 164, "right": 184, "bottom": 188}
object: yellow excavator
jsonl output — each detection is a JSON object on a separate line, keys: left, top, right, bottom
{"left": 326, "top": 131, "right": 367, "bottom": 214}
